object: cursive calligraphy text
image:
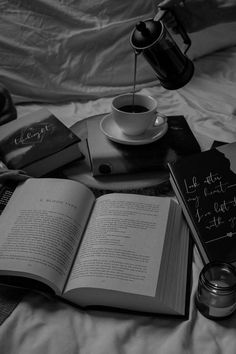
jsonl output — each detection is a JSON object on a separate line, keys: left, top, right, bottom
{"left": 14, "top": 123, "right": 53, "bottom": 145}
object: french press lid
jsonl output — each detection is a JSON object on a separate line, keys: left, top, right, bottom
{"left": 130, "top": 20, "right": 163, "bottom": 50}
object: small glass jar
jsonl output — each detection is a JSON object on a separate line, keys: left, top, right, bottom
{"left": 195, "top": 262, "right": 236, "bottom": 320}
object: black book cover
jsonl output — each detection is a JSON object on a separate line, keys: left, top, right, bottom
{"left": 168, "top": 142, "right": 236, "bottom": 264}
{"left": 0, "top": 109, "right": 82, "bottom": 171}
{"left": 87, "top": 115, "right": 201, "bottom": 176}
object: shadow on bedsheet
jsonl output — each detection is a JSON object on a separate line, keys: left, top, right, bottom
{"left": 0, "top": 284, "right": 27, "bottom": 325}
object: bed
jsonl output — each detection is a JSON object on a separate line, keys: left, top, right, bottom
{"left": 1, "top": 1, "right": 236, "bottom": 353}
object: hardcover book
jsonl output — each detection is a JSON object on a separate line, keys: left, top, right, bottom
{"left": 0, "top": 109, "right": 83, "bottom": 177}
{"left": 168, "top": 141, "right": 236, "bottom": 265}
{"left": 0, "top": 177, "right": 191, "bottom": 316}
{"left": 87, "top": 115, "right": 200, "bottom": 176}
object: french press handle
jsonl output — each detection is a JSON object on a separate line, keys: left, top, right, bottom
{"left": 154, "top": 9, "right": 191, "bottom": 54}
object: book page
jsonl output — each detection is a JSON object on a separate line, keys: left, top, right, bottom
{"left": 65, "top": 193, "right": 171, "bottom": 297}
{"left": 0, "top": 178, "right": 95, "bottom": 294}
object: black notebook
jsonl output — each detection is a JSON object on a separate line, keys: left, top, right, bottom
{"left": 0, "top": 109, "right": 82, "bottom": 177}
{"left": 87, "top": 115, "right": 201, "bottom": 176}
{"left": 168, "top": 141, "right": 236, "bottom": 265}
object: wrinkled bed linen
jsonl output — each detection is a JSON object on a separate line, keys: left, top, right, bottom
{"left": 2, "top": 250, "right": 236, "bottom": 354}
{"left": 2, "top": 1, "right": 236, "bottom": 104}
{"left": 1, "top": 45, "right": 236, "bottom": 354}
{"left": 0, "top": 0, "right": 156, "bottom": 102}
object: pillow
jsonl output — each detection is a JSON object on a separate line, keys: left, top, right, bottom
{"left": 188, "top": 22, "right": 236, "bottom": 60}
{"left": 0, "top": 1, "right": 157, "bottom": 103}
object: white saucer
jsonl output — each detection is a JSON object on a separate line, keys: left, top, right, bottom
{"left": 100, "top": 114, "right": 168, "bottom": 145}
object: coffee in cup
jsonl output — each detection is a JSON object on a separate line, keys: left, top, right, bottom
{"left": 118, "top": 104, "right": 149, "bottom": 113}
{"left": 111, "top": 93, "right": 167, "bottom": 136}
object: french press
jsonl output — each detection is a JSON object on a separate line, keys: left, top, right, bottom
{"left": 130, "top": 9, "right": 194, "bottom": 90}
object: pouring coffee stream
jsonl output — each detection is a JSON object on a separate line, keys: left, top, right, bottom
{"left": 132, "top": 51, "right": 138, "bottom": 108}
{"left": 130, "top": 9, "right": 194, "bottom": 90}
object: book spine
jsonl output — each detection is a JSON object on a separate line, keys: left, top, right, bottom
{"left": 168, "top": 171, "right": 210, "bottom": 265}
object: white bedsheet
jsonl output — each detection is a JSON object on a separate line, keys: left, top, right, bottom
{"left": 2, "top": 250, "right": 236, "bottom": 354}
{"left": 2, "top": 46, "right": 236, "bottom": 354}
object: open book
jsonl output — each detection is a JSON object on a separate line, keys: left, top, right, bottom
{"left": 0, "top": 178, "right": 191, "bottom": 316}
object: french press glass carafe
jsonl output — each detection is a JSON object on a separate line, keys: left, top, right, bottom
{"left": 130, "top": 10, "right": 194, "bottom": 90}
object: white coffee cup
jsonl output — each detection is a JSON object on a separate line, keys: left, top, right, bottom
{"left": 111, "top": 93, "right": 167, "bottom": 136}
